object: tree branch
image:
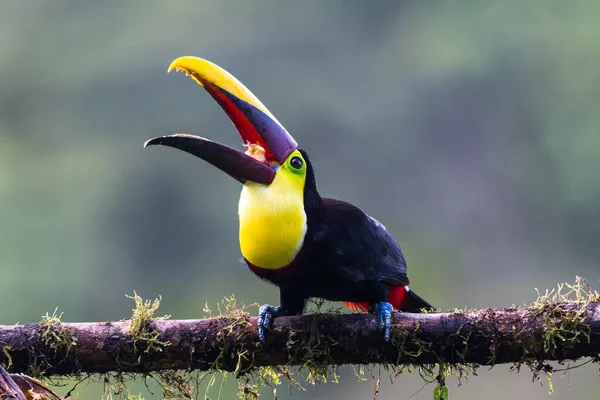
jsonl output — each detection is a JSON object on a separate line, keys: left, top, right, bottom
{"left": 0, "top": 301, "right": 599, "bottom": 376}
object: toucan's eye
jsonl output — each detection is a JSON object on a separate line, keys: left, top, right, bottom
{"left": 290, "top": 156, "right": 303, "bottom": 170}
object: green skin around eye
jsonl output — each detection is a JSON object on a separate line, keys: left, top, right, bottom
{"left": 288, "top": 156, "right": 304, "bottom": 173}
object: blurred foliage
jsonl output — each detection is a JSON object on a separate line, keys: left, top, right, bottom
{"left": 1, "top": 1, "right": 599, "bottom": 399}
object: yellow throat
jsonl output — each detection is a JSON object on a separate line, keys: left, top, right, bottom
{"left": 238, "top": 151, "right": 307, "bottom": 269}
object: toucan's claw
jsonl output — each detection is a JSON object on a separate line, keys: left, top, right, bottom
{"left": 372, "top": 302, "right": 393, "bottom": 342}
{"left": 258, "top": 304, "right": 282, "bottom": 344}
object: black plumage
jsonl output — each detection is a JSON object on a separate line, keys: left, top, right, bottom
{"left": 247, "top": 150, "right": 433, "bottom": 316}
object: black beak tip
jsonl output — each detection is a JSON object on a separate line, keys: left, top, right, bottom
{"left": 144, "top": 137, "right": 163, "bottom": 148}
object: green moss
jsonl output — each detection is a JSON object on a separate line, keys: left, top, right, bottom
{"left": 535, "top": 277, "right": 596, "bottom": 356}
{"left": 203, "top": 295, "right": 259, "bottom": 319}
{"left": 204, "top": 295, "right": 259, "bottom": 375}
{"left": 101, "top": 293, "right": 183, "bottom": 399}
{"left": 1, "top": 345, "right": 12, "bottom": 369}
{"left": 206, "top": 297, "right": 338, "bottom": 399}
{"left": 124, "top": 292, "right": 171, "bottom": 354}
{"left": 102, "top": 294, "right": 200, "bottom": 400}
{"left": 154, "top": 370, "right": 195, "bottom": 399}
{"left": 39, "top": 308, "right": 77, "bottom": 356}
{"left": 216, "top": 299, "right": 342, "bottom": 398}
{"left": 102, "top": 373, "right": 145, "bottom": 400}
{"left": 19, "top": 307, "right": 80, "bottom": 378}
{"left": 511, "top": 276, "right": 600, "bottom": 394}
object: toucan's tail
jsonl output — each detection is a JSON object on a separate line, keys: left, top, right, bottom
{"left": 401, "top": 288, "right": 435, "bottom": 312}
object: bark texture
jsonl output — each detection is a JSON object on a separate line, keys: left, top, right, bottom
{"left": 0, "top": 302, "right": 598, "bottom": 376}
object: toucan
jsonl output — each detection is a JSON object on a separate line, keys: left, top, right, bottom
{"left": 145, "top": 56, "right": 434, "bottom": 343}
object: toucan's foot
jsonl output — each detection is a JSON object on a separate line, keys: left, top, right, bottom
{"left": 258, "top": 304, "right": 282, "bottom": 344}
{"left": 372, "top": 302, "right": 393, "bottom": 341}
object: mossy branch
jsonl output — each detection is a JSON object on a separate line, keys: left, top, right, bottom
{"left": 0, "top": 301, "right": 598, "bottom": 377}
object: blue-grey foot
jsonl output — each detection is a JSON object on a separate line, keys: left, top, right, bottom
{"left": 372, "top": 302, "right": 394, "bottom": 341}
{"left": 258, "top": 304, "right": 282, "bottom": 344}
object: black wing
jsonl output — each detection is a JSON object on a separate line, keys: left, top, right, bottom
{"left": 312, "top": 198, "right": 409, "bottom": 286}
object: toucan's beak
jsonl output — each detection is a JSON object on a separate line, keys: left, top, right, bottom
{"left": 144, "top": 134, "right": 275, "bottom": 184}
{"left": 145, "top": 56, "right": 298, "bottom": 185}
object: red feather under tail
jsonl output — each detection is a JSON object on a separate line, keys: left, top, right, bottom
{"left": 342, "top": 285, "right": 407, "bottom": 312}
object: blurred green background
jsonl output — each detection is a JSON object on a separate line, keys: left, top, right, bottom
{"left": 1, "top": 1, "right": 599, "bottom": 399}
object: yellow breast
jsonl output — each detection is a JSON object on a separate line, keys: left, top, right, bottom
{"left": 238, "top": 172, "right": 307, "bottom": 270}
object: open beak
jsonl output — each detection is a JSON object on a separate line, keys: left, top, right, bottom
{"left": 144, "top": 56, "right": 298, "bottom": 185}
